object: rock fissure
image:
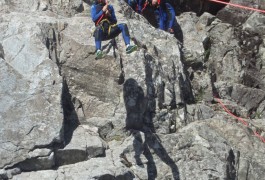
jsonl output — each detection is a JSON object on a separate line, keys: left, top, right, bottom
{"left": 25, "top": 125, "right": 38, "bottom": 136}
{"left": 202, "top": 168, "right": 218, "bottom": 172}
{"left": 0, "top": 43, "right": 5, "bottom": 59}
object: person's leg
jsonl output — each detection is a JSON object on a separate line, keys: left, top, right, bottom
{"left": 107, "top": 24, "right": 122, "bottom": 39}
{"left": 154, "top": 8, "right": 165, "bottom": 30}
{"left": 117, "top": 23, "right": 130, "bottom": 46}
{"left": 162, "top": 9, "right": 167, "bottom": 30}
{"left": 94, "top": 26, "right": 105, "bottom": 58}
{"left": 109, "top": 24, "right": 130, "bottom": 46}
{"left": 128, "top": 0, "right": 137, "bottom": 10}
{"left": 165, "top": 3, "right": 175, "bottom": 32}
{"left": 117, "top": 23, "right": 137, "bottom": 54}
{"left": 108, "top": 24, "right": 137, "bottom": 54}
{"left": 159, "top": 7, "right": 168, "bottom": 30}
{"left": 94, "top": 26, "right": 104, "bottom": 51}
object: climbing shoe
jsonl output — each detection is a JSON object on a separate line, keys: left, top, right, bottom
{"left": 126, "top": 45, "right": 137, "bottom": 54}
{"left": 96, "top": 50, "right": 104, "bottom": 59}
{"left": 168, "top": 28, "right": 174, "bottom": 34}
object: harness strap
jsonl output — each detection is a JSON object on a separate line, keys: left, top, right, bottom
{"left": 99, "top": 18, "right": 110, "bottom": 32}
{"left": 108, "top": 23, "right": 117, "bottom": 35}
{"left": 97, "top": 18, "right": 117, "bottom": 35}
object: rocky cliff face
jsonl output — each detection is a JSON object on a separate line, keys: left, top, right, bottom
{"left": 0, "top": 0, "right": 265, "bottom": 179}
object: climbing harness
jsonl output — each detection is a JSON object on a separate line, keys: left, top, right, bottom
{"left": 94, "top": 12, "right": 117, "bottom": 36}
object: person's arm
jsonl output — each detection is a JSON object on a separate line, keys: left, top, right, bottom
{"left": 138, "top": 0, "right": 143, "bottom": 13}
{"left": 108, "top": 5, "right": 117, "bottom": 24}
{"left": 91, "top": 5, "right": 104, "bottom": 22}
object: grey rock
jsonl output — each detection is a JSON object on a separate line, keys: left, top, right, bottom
{"left": 85, "top": 117, "right": 114, "bottom": 139}
{"left": 208, "top": 21, "right": 242, "bottom": 84}
{"left": 178, "top": 12, "right": 206, "bottom": 68}
{"left": 0, "top": 169, "right": 7, "bottom": 180}
{"left": 256, "top": 100, "right": 265, "bottom": 118}
{"left": 231, "top": 84, "right": 265, "bottom": 111}
{"left": 0, "top": 0, "right": 84, "bottom": 16}
{"left": 243, "top": 12, "right": 265, "bottom": 35}
{"left": 217, "top": 0, "right": 256, "bottom": 25}
{"left": 18, "top": 152, "right": 55, "bottom": 171}
{"left": 56, "top": 125, "right": 106, "bottom": 166}
{"left": 197, "top": 12, "right": 216, "bottom": 28}
{"left": 0, "top": 13, "right": 63, "bottom": 169}
{"left": 28, "top": 148, "right": 52, "bottom": 158}
{"left": 12, "top": 170, "right": 58, "bottom": 180}
{"left": 50, "top": 0, "right": 84, "bottom": 17}
{"left": 6, "top": 168, "right": 21, "bottom": 179}
{"left": 207, "top": 118, "right": 265, "bottom": 180}
{"left": 109, "top": 122, "right": 237, "bottom": 180}
{"left": 186, "top": 103, "right": 215, "bottom": 122}
{"left": 214, "top": 81, "right": 233, "bottom": 99}
{"left": 214, "top": 82, "right": 265, "bottom": 114}
{"left": 1, "top": 0, "right": 265, "bottom": 179}
{"left": 0, "top": 0, "right": 39, "bottom": 12}
{"left": 13, "top": 155, "right": 134, "bottom": 180}
{"left": 59, "top": 23, "right": 122, "bottom": 119}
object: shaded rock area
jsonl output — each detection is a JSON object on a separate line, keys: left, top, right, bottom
{"left": 0, "top": 0, "right": 265, "bottom": 179}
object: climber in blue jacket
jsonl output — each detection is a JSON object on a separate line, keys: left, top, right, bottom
{"left": 151, "top": 0, "right": 176, "bottom": 33}
{"left": 91, "top": 0, "right": 137, "bottom": 59}
{"left": 128, "top": 0, "right": 149, "bottom": 14}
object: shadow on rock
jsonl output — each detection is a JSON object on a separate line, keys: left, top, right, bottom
{"left": 123, "top": 77, "right": 180, "bottom": 179}
{"left": 173, "top": 18, "right": 183, "bottom": 43}
{"left": 61, "top": 78, "right": 80, "bottom": 146}
{"left": 123, "top": 78, "right": 145, "bottom": 130}
{"left": 133, "top": 130, "right": 180, "bottom": 180}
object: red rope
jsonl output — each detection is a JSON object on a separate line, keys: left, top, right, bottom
{"left": 215, "top": 97, "right": 248, "bottom": 126}
{"left": 96, "top": 13, "right": 105, "bottom": 26}
{"left": 215, "top": 97, "right": 265, "bottom": 143}
{"left": 141, "top": 2, "right": 149, "bottom": 13}
{"left": 208, "top": 0, "right": 265, "bottom": 14}
{"left": 253, "top": 131, "right": 265, "bottom": 143}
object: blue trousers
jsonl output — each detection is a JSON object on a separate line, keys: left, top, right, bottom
{"left": 94, "top": 23, "right": 130, "bottom": 50}
{"left": 154, "top": 3, "right": 175, "bottom": 31}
